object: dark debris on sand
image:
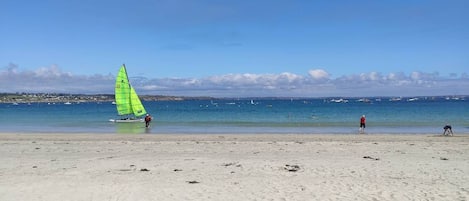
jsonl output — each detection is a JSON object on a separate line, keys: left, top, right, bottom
{"left": 284, "top": 164, "right": 300, "bottom": 172}
{"left": 363, "top": 156, "right": 380, "bottom": 160}
{"left": 222, "top": 162, "right": 242, "bottom": 167}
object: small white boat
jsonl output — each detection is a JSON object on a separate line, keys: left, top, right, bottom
{"left": 330, "top": 98, "right": 348, "bottom": 103}
{"left": 357, "top": 98, "right": 371, "bottom": 103}
{"left": 389, "top": 97, "right": 402, "bottom": 102}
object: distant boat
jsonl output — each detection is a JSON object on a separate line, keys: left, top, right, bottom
{"left": 109, "top": 64, "right": 147, "bottom": 123}
{"left": 448, "top": 96, "right": 464, "bottom": 101}
{"left": 210, "top": 100, "right": 218, "bottom": 105}
{"left": 64, "top": 101, "right": 72, "bottom": 105}
{"left": 250, "top": 99, "right": 258, "bottom": 105}
{"left": 357, "top": 98, "right": 371, "bottom": 103}
{"left": 330, "top": 98, "right": 348, "bottom": 103}
{"left": 389, "top": 97, "right": 402, "bottom": 102}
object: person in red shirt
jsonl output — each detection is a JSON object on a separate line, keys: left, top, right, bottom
{"left": 359, "top": 115, "right": 366, "bottom": 134}
{"left": 145, "top": 114, "right": 152, "bottom": 128}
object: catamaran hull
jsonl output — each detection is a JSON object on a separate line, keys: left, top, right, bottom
{"left": 109, "top": 119, "right": 144, "bottom": 123}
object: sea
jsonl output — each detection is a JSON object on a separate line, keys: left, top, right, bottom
{"left": 1, "top": 97, "right": 468, "bottom": 135}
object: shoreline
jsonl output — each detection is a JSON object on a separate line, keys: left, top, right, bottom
{"left": 0, "top": 132, "right": 466, "bottom": 142}
{"left": 2, "top": 125, "right": 467, "bottom": 135}
{"left": 1, "top": 133, "right": 468, "bottom": 200}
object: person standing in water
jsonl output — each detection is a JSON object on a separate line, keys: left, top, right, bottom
{"left": 145, "top": 114, "right": 152, "bottom": 128}
{"left": 359, "top": 115, "right": 366, "bottom": 134}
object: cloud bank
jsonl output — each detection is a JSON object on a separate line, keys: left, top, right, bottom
{"left": 2, "top": 63, "right": 468, "bottom": 97}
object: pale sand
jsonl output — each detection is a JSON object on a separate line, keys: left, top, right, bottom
{"left": 0, "top": 133, "right": 468, "bottom": 201}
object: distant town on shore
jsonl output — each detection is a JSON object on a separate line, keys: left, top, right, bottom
{"left": 0, "top": 92, "right": 213, "bottom": 103}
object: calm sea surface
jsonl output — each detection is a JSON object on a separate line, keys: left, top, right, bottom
{"left": 1, "top": 98, "right": 468, "bottom": 134}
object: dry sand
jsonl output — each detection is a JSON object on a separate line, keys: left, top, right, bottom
{"left": 0, "top": 133, "right": 468, "bottom": 201}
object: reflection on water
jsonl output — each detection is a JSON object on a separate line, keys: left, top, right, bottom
{"left": 115, "top": 123, "right": 150, "bottom": 134}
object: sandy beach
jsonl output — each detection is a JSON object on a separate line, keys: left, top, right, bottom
{"left": 0, "top": 133, "right": 468, "bottom": 201}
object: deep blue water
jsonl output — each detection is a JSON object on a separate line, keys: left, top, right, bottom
{"left": 1, "top": 98, "right": 468, "bottom": 134}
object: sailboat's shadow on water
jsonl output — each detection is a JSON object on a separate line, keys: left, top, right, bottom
{"left": 114, "top": 123, "right": 150, "bottom": 134}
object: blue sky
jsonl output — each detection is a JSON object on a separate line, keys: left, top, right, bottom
{"left": 1, "top": 0, "right": 468, "bottom": 97}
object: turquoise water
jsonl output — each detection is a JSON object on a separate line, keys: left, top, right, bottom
{"left": 1, "top": 98, "right": 468, "bottom": 134}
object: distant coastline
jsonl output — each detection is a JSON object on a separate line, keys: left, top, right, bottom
{"left": 0, "top": 92, "right": 466, "bottom": 104}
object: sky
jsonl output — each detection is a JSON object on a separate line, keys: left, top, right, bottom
{"left": 1, "top": 0, "right": 468, "bottom": 97}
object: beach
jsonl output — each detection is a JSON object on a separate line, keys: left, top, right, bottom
{"left": 0, "top": 133, "right": 468, "bottom": 201}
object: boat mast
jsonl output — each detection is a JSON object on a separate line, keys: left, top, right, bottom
{"left": 122, "top": 63, "right": 131, "bottom": 88}
{"left": 123, "top": 64, "right": 133, "bottom": 115}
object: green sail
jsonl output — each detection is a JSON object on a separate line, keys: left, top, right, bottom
{"left": 114, "top": 65, "right": 146, "bottom": 117}
{"left": 130, "top": 87, "right": 146, "bottom": 117}
{"left": 115, "top": 65, "right": 132, "bottom": 115}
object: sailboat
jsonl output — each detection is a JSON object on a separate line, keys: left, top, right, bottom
{"left": 109, "top": 64, "right": 147, "bottom": 123}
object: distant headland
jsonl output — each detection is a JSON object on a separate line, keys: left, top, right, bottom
{"left": 0, "top": 93, "right": 213, "bottom": 103}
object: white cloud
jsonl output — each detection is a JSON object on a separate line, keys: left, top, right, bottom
{"left": 410, "top": 71, "right": 421, "bottom": 80}
{"left": 0, "top": 63, "right": 114, "bottom": 94}
{"left": 308, "top": 69, "right": 330, "bottom": 80}
{"left": 1, "top": 64, "right": 468, "bottom": 97}
{"left": 34, "top": 65, "right": 72, "bottom": 78}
